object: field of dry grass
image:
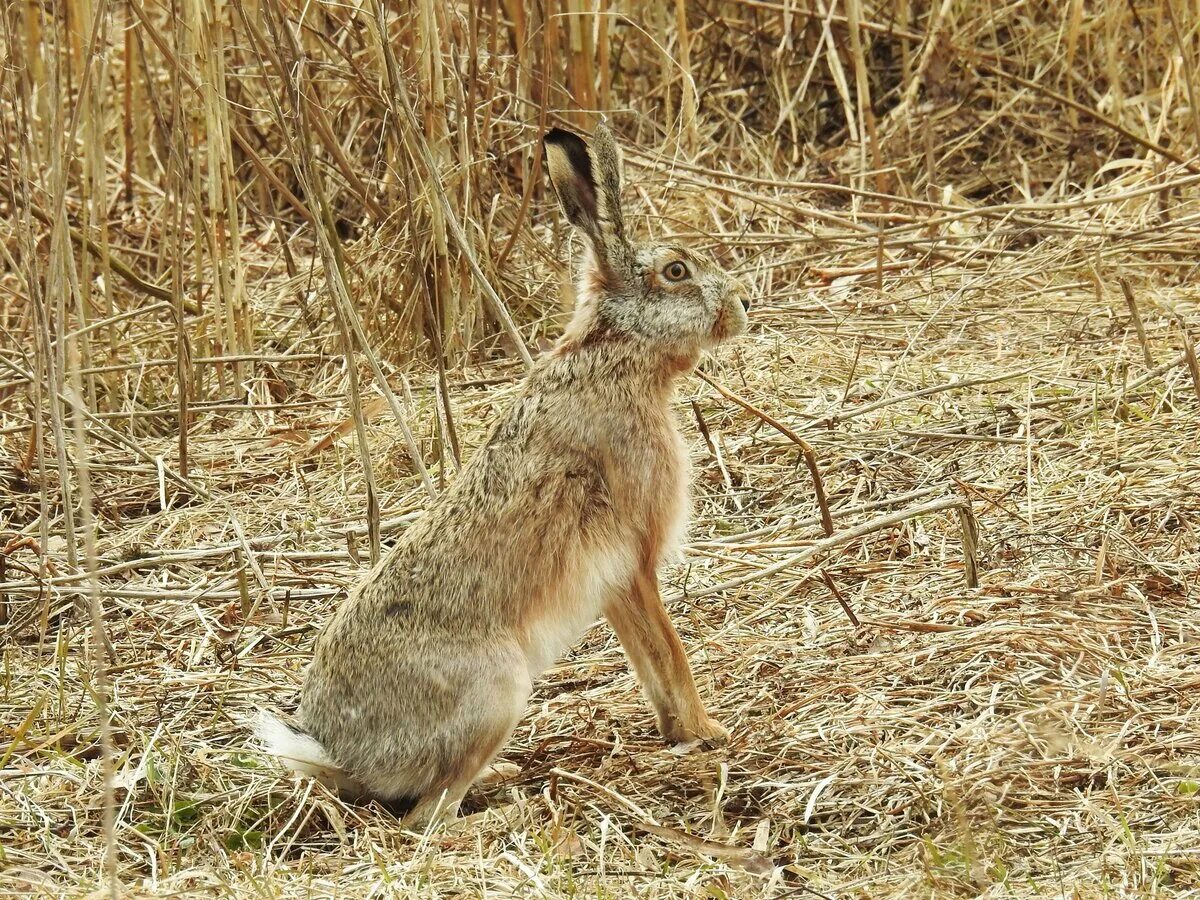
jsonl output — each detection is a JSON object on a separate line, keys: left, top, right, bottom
{"left": 3, "top": 1, "right": 1200, "bottom": 897}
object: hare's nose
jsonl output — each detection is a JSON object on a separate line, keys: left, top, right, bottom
{"left": 727, "top": 277, "right": 751, "bottom": 311}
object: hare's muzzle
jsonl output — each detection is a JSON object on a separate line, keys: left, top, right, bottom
{"left": 730, "top": 280, "right": 751, "bottom": 311}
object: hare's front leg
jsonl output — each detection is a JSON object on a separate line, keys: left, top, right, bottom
{"left": 604, "top": 566, "right": 729, "bottom": 747}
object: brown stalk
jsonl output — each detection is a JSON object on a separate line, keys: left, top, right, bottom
{"left": 1118, "top": 277, "right": 1155, "bottom": 368}
{"left": 695, "top": 369, "right": 833, "bottom": 537}
{"left": 1178, "top": 318, "right": 1200, "bottom": 401}
{"left": 957, "top": 503, "right": 980, "bottom": 589}
{"left": 820, "top": 568, "right": 860, "bottom": 627}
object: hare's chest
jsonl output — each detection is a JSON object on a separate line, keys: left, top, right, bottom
{"left": 523, "top": 537, "right": 637, "bottom": 677}
{"left": 611, "top": 421, "right": 691, "bottom": 563}
{"left": 653, "top": 435, "right": 691, "bottom": 563}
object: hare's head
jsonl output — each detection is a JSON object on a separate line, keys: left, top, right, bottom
{"left": 544, "top": 124, "right": 749, "bottom": 361}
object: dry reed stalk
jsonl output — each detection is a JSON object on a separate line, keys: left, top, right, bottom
{"left": 844, "top": 0, "right": 886, "bottom": 292}
{"left": 1104, "top": 0, "right": 1125, "bottom": 126}
{"left": 597, "top": 5, "right": 611, "bottom": 113}
{"left": 85, "top": 31, "right": 118, "bottom": 408}
{"left": 1167, "top": 0, "right": 1200, "bottom": 153}
{"left": 673, "top": 0, "right": 698, "bottom": 152}
{"left": 816, "top": 0, "right": 858, "bottom": 145}
{"left": 66, "top": 343, "right": 118, "bottom": 900}
{"left": 888, "top": 0, "right": 953, "bottom": 126}
{"left": 168, "top": 0, "right": 192, "bottom": 474}
{"left": 120, "top": 0, "right": 138, "bottom": 207}
{"left": 1064, "top": 0, "right": 1084, "bottom": 131}
{"left": 564, "top": 0, "right": 597, "bottom": 122}
{"left": 36, "top": 11, "right": 80, "bottom": 570}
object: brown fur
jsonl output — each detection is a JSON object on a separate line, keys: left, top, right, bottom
{"left": 257, "top": 123, "right": 748, "bottom": 827}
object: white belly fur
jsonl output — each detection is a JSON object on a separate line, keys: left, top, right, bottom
{"left": 522, "top": 538, "right": 637, "bottom": 677}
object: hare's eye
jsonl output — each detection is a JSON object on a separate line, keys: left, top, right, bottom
{"left": 663, "top": 261, "right": 690, "bottom": 282}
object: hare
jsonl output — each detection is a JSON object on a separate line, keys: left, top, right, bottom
{"left": 258, "top": 123, "right": 750, "bottom": 827}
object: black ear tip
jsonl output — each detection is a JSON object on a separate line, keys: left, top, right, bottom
{"left": 544, "top": 127, "right": 594, "bottom": 184}
{"left": 545, "top": 127, "right": 582, "bottom": 148}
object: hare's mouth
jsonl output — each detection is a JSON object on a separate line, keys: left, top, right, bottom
{"left": 709, "top": 298, "right": 748, "bottom": 344}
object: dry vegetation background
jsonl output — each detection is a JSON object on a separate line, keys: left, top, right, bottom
{"left": 2, "top": 0, "right": 1200, "bottom": 896}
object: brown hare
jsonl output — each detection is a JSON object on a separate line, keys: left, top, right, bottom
{"left": 258, "top": 123, "right": 750, "bottom": 827}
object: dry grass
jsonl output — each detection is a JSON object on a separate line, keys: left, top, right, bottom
{"left": 3, "top": 1, "right": 1200, "bottom": 897}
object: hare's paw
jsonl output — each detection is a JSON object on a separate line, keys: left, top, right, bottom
{"left": 476, "top": 761, "right": 521, "bottom": 786}
{"left": 688, "top": 716, "right": 731, "bottom": 748}
{"left": 664, "top": 715, "right": 730, "bottom": 751}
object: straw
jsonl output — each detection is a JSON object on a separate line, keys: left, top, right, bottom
{"left": 2, "top": 2, "right": 1198, "bottom": 897}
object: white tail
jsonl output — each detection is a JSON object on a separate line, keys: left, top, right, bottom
{"left": 254, "top": 712, "right": 364, "bottom": 797}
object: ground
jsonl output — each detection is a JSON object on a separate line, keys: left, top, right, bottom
{"left": 3, "top": 169, "right": 1199, "bottom": 896}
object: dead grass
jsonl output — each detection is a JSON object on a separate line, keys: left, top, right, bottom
{"left": 2, "top": 1, "right": 1200, "bottom": 897}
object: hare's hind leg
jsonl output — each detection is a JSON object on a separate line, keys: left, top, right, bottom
{"left": 401, "top": 649, "right": 530, "bottom": 830}
{"left": 604, "top": 566, "right": 729, "bottom": 747}
{"left": 401, "top": 786, "right": 467, "bottom": 829}
{"left": 401, "top": 713, "right": 520, "bottom": 829}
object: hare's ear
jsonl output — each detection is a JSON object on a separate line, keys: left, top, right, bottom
{"left": 544, "top": 125, "right": 630, "bottom": 272}
{"left": 589, "top": 122, "right": 627, "bottom": 246}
